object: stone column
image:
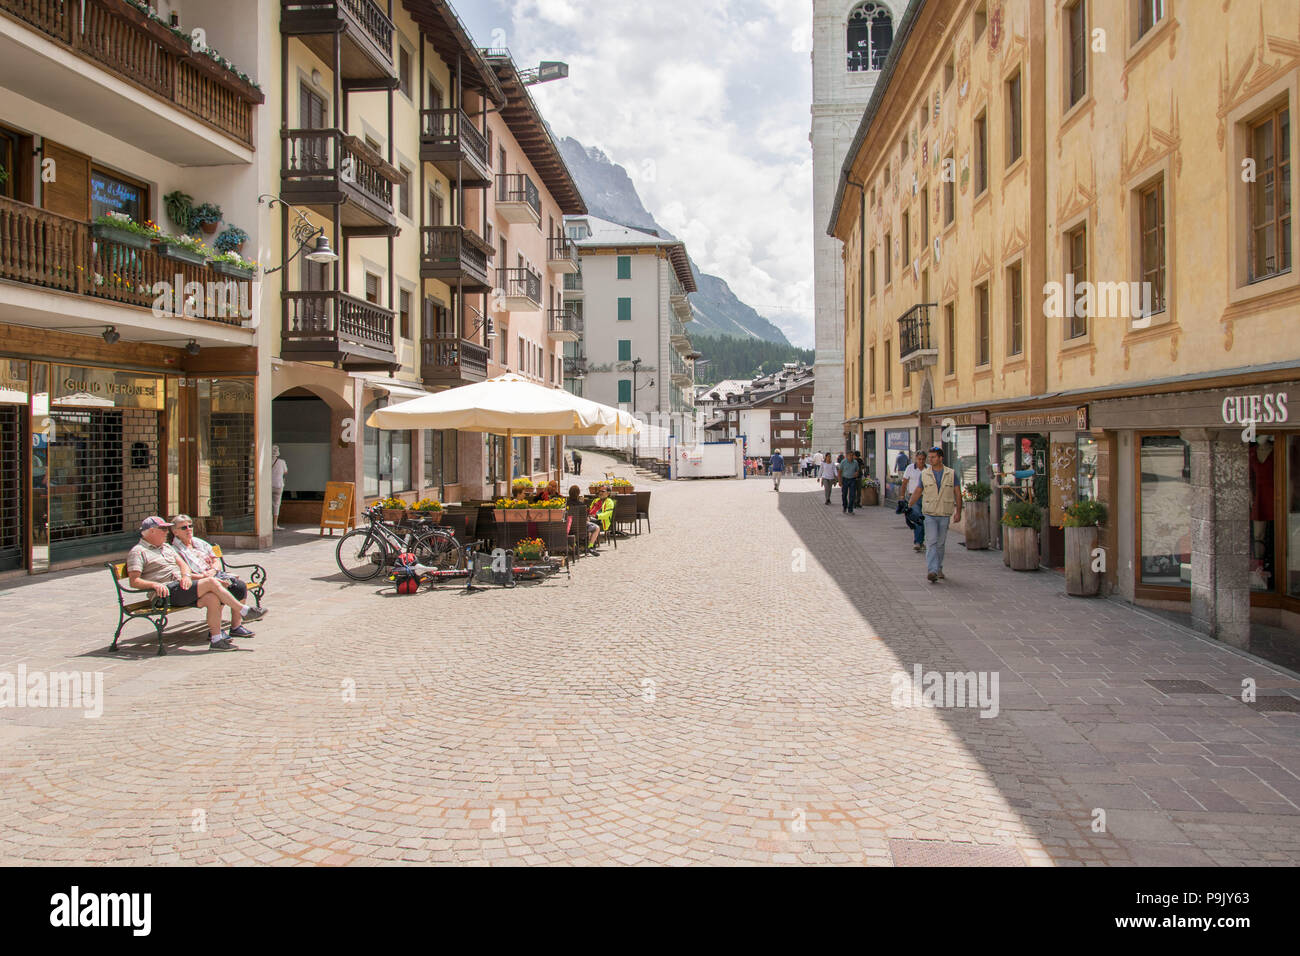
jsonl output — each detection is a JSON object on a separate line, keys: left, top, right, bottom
{"left": 1183, "top": 428, "right": 1250, "bottom": 648}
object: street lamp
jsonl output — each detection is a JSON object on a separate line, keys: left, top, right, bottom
{"left": 258, "top": 194, "right": 338, "bottom": 275}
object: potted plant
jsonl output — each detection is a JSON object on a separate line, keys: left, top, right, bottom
{"left": 214, "top": 225, "right": 248, "bottom": 255}
{"left": 410, "top": 498, "right": 443, "bottom": 524}
{"left": 860, "top": 476, "right": 881, "bottom": 507}
{"left": 188, "top": 202, "right": 223, "bottom": 235}
{"left": 1001, "top": 500, "right": 1042, "bottom": 571}
{"left": 610, "top": 478, "right": 633, "bottom": 493}
{"left": 210, "top": 250, "right": 258, "bottom": 279}
{"left": 162, "top": 190, "right": 194, "bottom": 233}
{"left": 587, "top": 482, "right": 609, "bottom": 495}
{"left": 91, "top": 212, "right": 160, "bottom": 250}
{"left": 494, "top": 498, "right": 529, "bottom": 523}
{"left": 378, "top": 495, "right": 407, "bottom": 523}
{"left": 1063, "top": 499, "right": 1107, "bottom": 596}
{"left": 154, "top": 231, "right": 211, "bottom": 266}
{"left": 515, "top": 537, "right": 545, "bottom": 563}
{"left": 532, "top": 496, "right": 567, "bottom": 523}
{"left": 962, "top": 481, "right": 992, "bottom": 551}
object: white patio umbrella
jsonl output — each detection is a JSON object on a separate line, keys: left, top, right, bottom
{"left": 364, "top": 372, "right": 641, "bottom": 438}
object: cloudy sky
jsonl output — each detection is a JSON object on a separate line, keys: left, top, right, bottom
{"left": 458, "top": 0, "right": 817, "bottom": 348}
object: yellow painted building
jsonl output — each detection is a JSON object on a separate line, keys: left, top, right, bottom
{"left": 830, "top": 0, "right": 1300, "bottom": 652}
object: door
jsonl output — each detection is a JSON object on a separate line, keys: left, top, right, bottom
{"left": 299, "top": 83, "right": 329, "bottom": 173}
{"left": 0, "top": 403, "right": 23, "bottom": 571}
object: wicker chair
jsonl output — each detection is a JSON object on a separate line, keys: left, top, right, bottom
{"left": 612, "top": 494, "right": 637, "bottom": 538}
{"left": 634, "top": 491, "right": 651, "bottom": 534}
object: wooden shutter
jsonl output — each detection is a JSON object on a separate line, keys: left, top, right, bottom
{"left": 41, "top": 140, "right": 91, "bottom": 221}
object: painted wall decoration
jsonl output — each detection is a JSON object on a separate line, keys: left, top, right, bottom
{"left": 988, "top": 2, "right": 1005, "bottom": 58}
{"left": 1049, "top": 441, "right": 1077, "bottom": 527}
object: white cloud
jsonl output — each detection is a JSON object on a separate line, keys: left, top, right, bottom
{"left": 460, "top": 0, "right": 816, "bottom": 348}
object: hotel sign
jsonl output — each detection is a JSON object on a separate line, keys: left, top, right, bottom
{"left": 52, "top": 366, "right": 164, "bottom": 410}
{"left": 924, "top": 410, "right": 988, "bottom": 427}
{"left": 992, "top": 406, "right": 1088, "bottom": 432}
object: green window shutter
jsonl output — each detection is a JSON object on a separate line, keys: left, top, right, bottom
{"left": 617, "top": 256, "right": 631, "bottom": 279}
{"left": 617, "top": 297, "right": 631, "bottom": 321}
{"left": 617, "top": 339, "right": 631, "bottom": 361}
{"left": 618, "top": 379, "right": 632, "bottom": 403}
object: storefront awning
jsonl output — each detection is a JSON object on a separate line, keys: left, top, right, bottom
{"left": 354, "top": 376, "right": 430, "bottom": 403}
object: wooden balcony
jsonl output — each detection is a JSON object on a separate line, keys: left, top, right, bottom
{"left": 281, "top": 129, "right": 400, "bottom": 231}
{"left": 546, "top": 236, "right": 579, "bottom": 274}
{"left": 495, "top": 173, "right": 540, "bottom": 226}
{"left": 897, "top": 302, "right": 939, "bottom": 373}
{"left": 0, "top": 196, "right": 253, "bottom": 331}
{"left": 420, "top": 108, "right": 491, "bottom": 187}
{"left": 0, "top": 0, "right": 263, "bottom": 159}
{"left": 497, "top": 267, "right": 541, "bottom": 311}
{"left": 280, "top": 0, "right": 395, "bottom": 86}
{"left": 281, "top": 290, "right": 397, "bottom": 371}
{"left": 546, "top": 307, "right": 580, "bottom": 342}
{"left": 421, "top": 336, "right": 489, "bottom": 387}
{"left": 420, "top": 226, "right": 492, "bottom": 292}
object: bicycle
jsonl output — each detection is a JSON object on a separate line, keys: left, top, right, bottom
{"left": 335, "top": 506, "right": 455, "bottom": 581}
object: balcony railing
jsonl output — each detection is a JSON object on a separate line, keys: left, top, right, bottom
{"left": 280, "top": 0, "right": 394, "bottom": 80}
{"left": 546, "top": 236, "right": 579, "bottom": 272}
{"left": 420, "top": 108, "right": 491, "bottom": 185}
{"left": 563, "top": 355, "right": 588, "bottom": 378}
{"left": 422, "top": 336, "right": 489, "bottom": 385}
{"left": 562, "top": 272, "right": 584, "bottom": 294}
{"left": 897, "top": 302, "right": 940, "bottom": 372}
{"left": 497, "top": 267, "right": 542, "bottom": 308}
{"left": 547, "top": 307, "right": 581, "bottom": 341}
{"left": 670, "top": 350, "right": 692, "bottom": 385}
{"left": 282, "top": 290, "right": 396, "bottom": 369}
{"left": 0, "top": 0, "right": 263, "bottom": 146}
{"left": 420, "top": 226, "right": 492, "bottom": 291}
{"left": 495, "top": 173, "right": 541, "bottom": 223}
{"left": 0, "top": 196, "right": 252, "bottom": 325}
{"left": 282, "top": 129, "right": 398, "bottom": 227}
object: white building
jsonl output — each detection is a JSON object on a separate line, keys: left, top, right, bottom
{"left": 810, "top": 0, "right": 899, "bottom": 453}
{"left": 562, "top": 214, "right": 698, "bottom": 458}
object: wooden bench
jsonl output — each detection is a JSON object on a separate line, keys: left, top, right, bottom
{"left": 106, "top": 547, "right": 267, "bottom": 656}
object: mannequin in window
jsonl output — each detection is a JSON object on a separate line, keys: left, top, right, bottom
{"left": 1250, "top": 439, "right": 1274, "bottom": 588}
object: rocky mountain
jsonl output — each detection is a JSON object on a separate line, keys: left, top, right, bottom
{"left": 556, "top": 136, "right": 791, "bottom": 346}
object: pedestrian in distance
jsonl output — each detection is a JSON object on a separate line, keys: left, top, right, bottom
{"left": 769, "top": 451, "right": 785, "bottom": 491}
{"left": 572, "top": 448, "right": 583, "bottom": 476}
{"left": 908, "top": 446, "right": 963, "bottom": 584}
{"left": 838, "top": 450, "right": 861, "bottom": 515}
{"left": 851, "top": 450, "right": 865, "bottom": 509}
{"left": 818, "top": 453, "right": 839, "bottom": 505}
{"left": 271, "top": 445, "right": 288, "bottom": 531}
{"left": 903, "top": 450, "right": 927, "bottom": 552}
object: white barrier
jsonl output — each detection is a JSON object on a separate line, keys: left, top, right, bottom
{"left": 675, "top": 439, "right": 743, "bottom": 479}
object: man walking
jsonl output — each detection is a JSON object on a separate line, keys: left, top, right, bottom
{"left": 903, "top": 450, "right": 927, "bottom": 552}
{"left": 572, "top": 448, "right": 582, "bottom": 476}
{"left": 769, "top": 450, "right": 785, "bottom": 491}
{"left": 839, "top": 449, "right": 861, "bottom": 514}
{"left": 818, "top": 453, "right": 838, "bottom": 505}
{"left": 908, "top": 446, "right": 962, "bottom": 583}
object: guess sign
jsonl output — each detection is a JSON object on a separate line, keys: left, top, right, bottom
{"left": 1221, "top": 392, "right": 1289, "bottom": 426}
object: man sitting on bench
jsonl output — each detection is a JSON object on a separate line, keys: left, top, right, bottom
{"left": 125, "top": 516, "right": 259, "bottom": 650}
{"left": 170, "top": 513, "right": 265, "bottom": 614}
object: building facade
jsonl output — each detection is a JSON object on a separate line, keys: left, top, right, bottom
{"left": 829, "top": 0, "right": 1300, "bottom": 652}
{"left": 716, "top": 366, "right": 816, "bottom": 462}
{"left": 811, "top": 0, "right": 900, "bottom": 455}
{"left": 563, "top": 214, "right": 698, "bottom": 460}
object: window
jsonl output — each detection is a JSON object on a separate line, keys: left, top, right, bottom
{"left": 944, "top": 55, "right": 955, "bottom": 89}
{"left": 901, "top": 211, "right": 910, "bottom": 263}
{"left": 1138, "top": 0, "right": 1165, "bottom": 39}
{"left": 900, "top": 135, "right": 908, "bottom": 162}
{"left": 399, "top": 289, "right": 411, "bottom": 340}
{"left": 617, "top": 255, "right": 631, "bottom": 279}
{"left": 974, "top": 111, "right": 988, "bottom": 194}
{"left": 976, "top": 282, "right": 990, "bottom": 366}
{"left": 423, "top": 430, "right": 458, "bottom": 488}
{"left": 884, "top": 340, "right": 892, "bottom": 391}
{"left": 1249, "top": 106, "right": 1292, "bottom": 282}
{"left": 518, "top": 336, "right": 525, "bottom": 371}
{"left": 884, "top": 232, "right": 892, "bottom": 284}
{"left": 1067, "top": 224, "right": 1088, "bottom": 339}
{"left": 944, "top": 303, "right": 956, "bottom": 374}
{"left": 617, "top": 297, "right": 632, "bottom": 321}
{"left": 1066, "top": 0, "right": 1087, "bottom": 108}
{"left": 90, "top": 168, "right": 146, "bottom": 222}
{"left": 617, "top": 339, "right": 631, "bottom": 361}
{"left": 618, "top": 379, "right": 632, "bottom": 404}
{"left": 1138, "top": 177, "right": 1167, "bottom": 314}
{"left": 363, "top": 399, "right": 413, "bottom": 497}
{"left": 944, "top": 152, "right": 955, "bottom": 224}
{"left": 974, "top": 3, "right": 987, "bottom": 42}
{"left": 847, "top": 2, "right": 894, "bottom": 72}
{"left": 869, "top": 345, "right": 877, "bottom": 393}
{"left": 398, "top": 165, "right": 411, "bottom": 218}
{"left": 1006, "top": 263, "right": 1023, "bottom": 355}
{"left": 398, "top": 46, "right": 412, "bottom": 99}
{"left": 869, "top": 248, "right": 877, "bottom": 296}
{"left": 1006, "top": 71, "right": 1023, "bottom": 164}
{"left": 300, "top": 83, "right": 326, "bottom": 129}
{"left": 1138, "top": 435, "right": 1191, "bottom": 587}
{"left": 920, "top": 105, "right": 928, "bottom": 129}
{"left": 920, "top": 188, "right": 929, "bottom": 246}
{"left": 365, "top": 273, "right": 381, "bottom": 305}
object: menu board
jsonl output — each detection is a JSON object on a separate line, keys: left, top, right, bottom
{"left": 320, "top": 481, "right": 356, "bottom": 535}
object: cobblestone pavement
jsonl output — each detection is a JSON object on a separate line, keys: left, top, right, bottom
{"left": 1, "top": 453, "right": 1298, "bottom": 866}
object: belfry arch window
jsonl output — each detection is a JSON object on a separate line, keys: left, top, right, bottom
{"left": 847, "top": 2, "right": 893, "bottom": 72}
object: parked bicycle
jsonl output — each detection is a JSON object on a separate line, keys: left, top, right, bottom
{"left": 335, "top": 506, "right": 461, "bottom": 581}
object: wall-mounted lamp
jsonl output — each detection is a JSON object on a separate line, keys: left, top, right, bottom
{"left": 185, "top": 340, "right": 201, "bottom": 356}
{"left": 258, "top": 195, "right": 338, "bottom": 274}
{"left": 311, "top": 68, "right": 322, "bottom": 87}
{"left": 102, "top": 326, "right": 120, "bottom": 344}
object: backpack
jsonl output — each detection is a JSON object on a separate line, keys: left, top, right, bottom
{"left": 392, "top": 552, "right": 421, "bottom": 595}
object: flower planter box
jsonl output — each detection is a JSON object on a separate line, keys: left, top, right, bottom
{"left": 155, "top": 241, "right": 208, "bottom": 266}
{"left": 496, "top": 510, "right": 527, "bottom": 523}
{"left": 92, "top": 224, "right": 154, "bottom": 250}
{"left": 211, "top": 260, "right": 255, "bottom": 279}
{"left": 1005, "top": 526, "right": 1039, "bottom": 571}
{"left": 963, "top": 501, "right": 991, "bottom": 550}
{"left": 861, "top": 486, "right": 879, "bottom": 507}
{"left": 411, "top": 511, "right": 442, "bottom": 525}
{"left": 1065, "top": 525, "right": 1101, "bottom": 596}
{"left": 381, "top": 509, "right": 407, "bottom": 523}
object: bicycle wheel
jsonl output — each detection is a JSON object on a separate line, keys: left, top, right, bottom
{"left": 336, "top": 529, "right": 390, "bottom": 581}
{"left": 412, "top": 528, "right": 466, "bottom": 571}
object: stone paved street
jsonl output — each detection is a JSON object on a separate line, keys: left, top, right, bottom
{"left": 1, "top": 452, "right": 1298, "bottom": 866}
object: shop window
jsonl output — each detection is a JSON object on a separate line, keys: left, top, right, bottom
{"left": 1138, "top": 435, "right": 1192, "bottom": 587}
{"left": 1248, "top": 105, "right": 1291, "bottom": 283}
{"left": 423, "top": 429, "right": 458, "bottom": 488}
{"left": 1076, "top": 434, "right": 1098, "bottom": 501}
{"left": 363, "top": 398, "right": 413, "bottom": 497}
{"left": 1249, "top": 439, "right": 1277, "bottom": 592}
{"left": 199, "top": 379, "right": 256, "bottom": 534}
{"left": 1288, "top": 436, "right": 1300, "bottom": 598}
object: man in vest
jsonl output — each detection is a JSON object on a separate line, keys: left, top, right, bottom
{"left": 908, "top": 446, "right": 963, "bottom": 583}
